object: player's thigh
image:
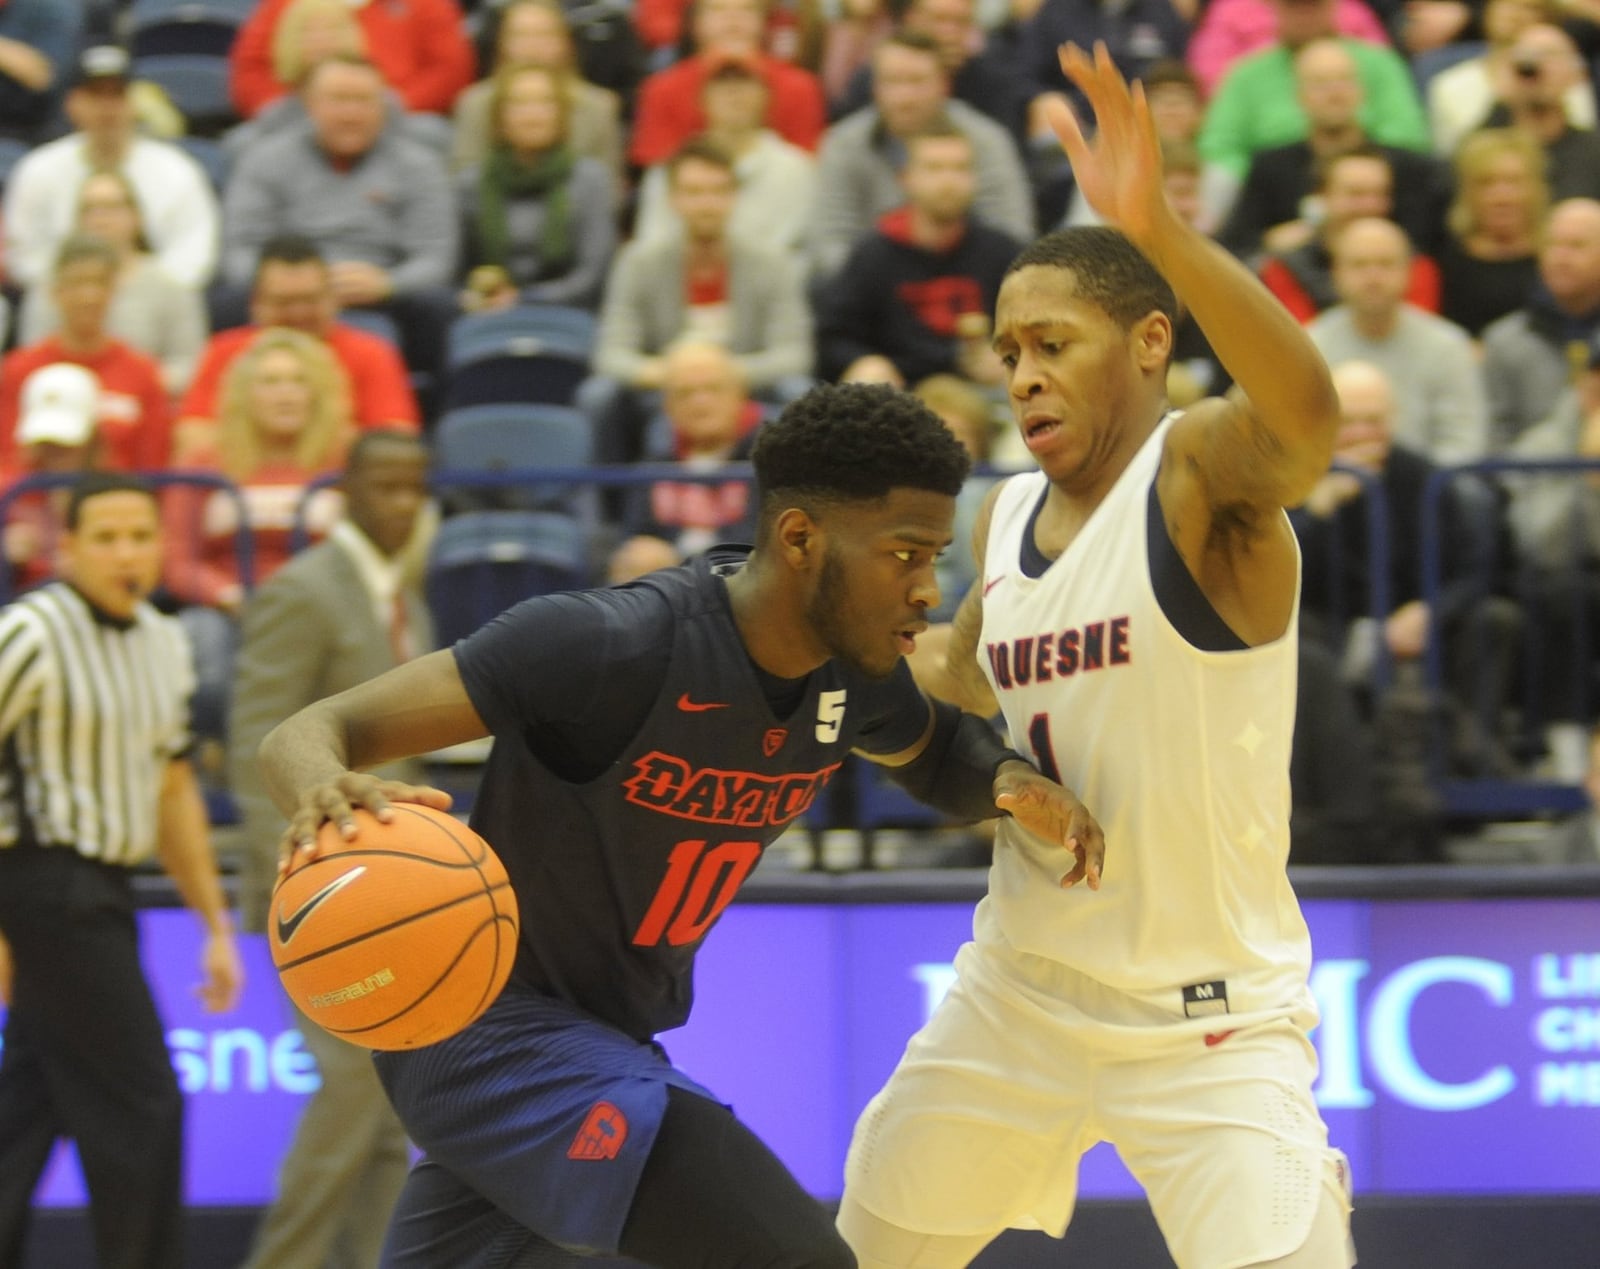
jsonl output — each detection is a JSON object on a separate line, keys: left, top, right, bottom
{"left": 618, "top": 1086, "right": 852, "bottom": 1269}
{"left": 836, "top": 1196, "right": 997, "bottom": 1269}
{"left": 844, "top": 951, "right": 1093, "bottom": 1238}
{"left": 381, "top": 1160, "right": 595, "bottom": 1269}
{"left": 372, "top": 990, "right": 702, "bottom": 1255}
{"left": 1108, "top": 1022, "right": 1351, "bottom": 1269}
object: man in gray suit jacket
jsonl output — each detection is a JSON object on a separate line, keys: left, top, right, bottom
{"left": 230, "top": 430, "right": 433, "bottom": 1269}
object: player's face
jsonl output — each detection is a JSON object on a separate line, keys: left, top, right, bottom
{"left": 805, "top": 489, "right": 953, "bottom": 680}
{"left": 61, "top": 491, "right": 163, "bottom": 620}
{"left": 994, "top": 265, "right": 1160, "bottom": 492}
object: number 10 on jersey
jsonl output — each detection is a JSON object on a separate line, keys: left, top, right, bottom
{"left": 632, "top": 839, "right": 762, "bottom": 947}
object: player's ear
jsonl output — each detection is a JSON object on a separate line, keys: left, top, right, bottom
{"left": 1132, "top": 311, "right": 1173, "bottom": 373}
{"left": 774, "top": 506, "right": 819, "bottom": 569}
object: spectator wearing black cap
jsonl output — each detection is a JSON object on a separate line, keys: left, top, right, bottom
{"left": 0, "top": 0, "right": 84, "bottom": 143}
{"left": 2, "top": 46, "right": 221, "bottom": 289}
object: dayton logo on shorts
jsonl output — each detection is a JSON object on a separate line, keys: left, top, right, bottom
{"left": 568, "top": 1101, "right": 629, "bottom": 1161}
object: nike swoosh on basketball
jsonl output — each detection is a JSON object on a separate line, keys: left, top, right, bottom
{"left": 276, "top": 866, "right": 367, "bottom": 946}
{"left": 677, "top": 694, "right": 728, "bottom": 712}
{"left": 983, "top": 575, "right": 1006, "bottom": 596}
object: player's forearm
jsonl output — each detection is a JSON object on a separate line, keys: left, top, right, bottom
{"left": 1133, "top": 210, "right": 1339, "bottom": 479}
{"left": 258, "top": 699, "right": 359, "bottom": 820}
{"left": 910, "top": 623, "right": 997, "bottom": 717}
{"left": 158, "top": 760, "right": 234, "bottom": 937}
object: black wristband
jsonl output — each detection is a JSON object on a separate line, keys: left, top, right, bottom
{"left": 880, "top": 699, "right": 1028, "bottom": 822}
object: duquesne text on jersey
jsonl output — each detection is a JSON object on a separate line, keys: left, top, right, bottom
{"left": 622, "top": 752, "right": 842, "bottom": 827}
{"left": 986, "top": 615, "right": 1132, "bottom": 690}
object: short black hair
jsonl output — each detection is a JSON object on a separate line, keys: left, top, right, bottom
{"left": 751, "top": 384, "right": 970, "bottom": 537}
{"left": 253, "top": 235, "right": 327, "bottom": 286}
{"left": 1005, "top": 228, "right": 1177, "bottom": 331}
{"left": 66, "top": 472, "right": 155, "bottom": 530}
{"left": 347, "top": 428, "right": 429, "bottom": 475}
{"left": 1313, "top": 143, "right": 1392, "bottom": 193}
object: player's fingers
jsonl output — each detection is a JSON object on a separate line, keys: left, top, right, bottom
{"left": 1074, "top": 817, "right": 1105, "bottom": 890}
{"left": 386, "top": 783, "right": 455, "bottom": 813}
{"left": 1059, "top": 842, "right": 1086, "bottom": 889}
{"left": 1056, "top": 43, "right": 1098, "bottom": 108}
{"left": 314, "top": 785, "right": 362, "bottom": 839}
{"left": 1042, "top": 91, "right": 1089, "bottom": 168}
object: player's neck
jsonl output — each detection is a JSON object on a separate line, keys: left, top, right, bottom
{"left": 723, "top": 559, "right": 828, "bottom": 680}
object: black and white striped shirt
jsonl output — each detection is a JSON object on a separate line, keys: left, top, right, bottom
{"left": 0, "top": 584, "right": 194, "bottom": 866}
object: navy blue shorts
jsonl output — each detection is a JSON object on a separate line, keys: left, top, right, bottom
{"left": 372, "top": 985, "right": 717, "bottom": 1257}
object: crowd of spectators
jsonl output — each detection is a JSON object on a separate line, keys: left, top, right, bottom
{"left": 0, "top": 0, "right": 1599, "bottom": 864}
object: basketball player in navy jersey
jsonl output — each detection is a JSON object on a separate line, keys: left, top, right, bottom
{"left": 256, "top": 383, "right": 1105, "bottom": 1269}
{"left": 840, "top": 45, "right": 1355, "bottom": 1269}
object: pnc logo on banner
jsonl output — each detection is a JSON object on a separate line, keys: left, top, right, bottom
{"left": 568, "top": 1101, "right": 629, "bottom": 1160}
{"left": 763, "top": 728, "right": 787, "bottom": 757}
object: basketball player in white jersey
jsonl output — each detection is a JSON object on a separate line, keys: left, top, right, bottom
{"left": 839, "top": 44, "right": 1355, "bottom": 1269}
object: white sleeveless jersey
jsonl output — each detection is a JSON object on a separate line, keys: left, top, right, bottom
{"left": 976, "top": 415, "right": 1317, "bottom": 1028}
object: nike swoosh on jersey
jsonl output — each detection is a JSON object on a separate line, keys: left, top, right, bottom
{"left": 1204, "top": 1030, "right": 1237, "bottom": 1048}
{"left": 276, "top": 866, "right": 367, "bottom": 946}
{"left": 677, "top": 694, "right": 729, "bottom": 712}
{"left": 983, "top": 575, "right": 1007, "bottom": 596}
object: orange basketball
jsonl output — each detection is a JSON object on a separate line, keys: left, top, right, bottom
{"left": 269, "top": 804, "right": 520, "bottom": 1051}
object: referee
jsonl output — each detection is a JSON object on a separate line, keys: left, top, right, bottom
{"left": 0, "top": 472, "right": 243, "bottom": 1269}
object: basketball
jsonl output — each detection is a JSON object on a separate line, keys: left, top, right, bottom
{"left": 269, "top": 804, "right": 520, "bottom": 1051}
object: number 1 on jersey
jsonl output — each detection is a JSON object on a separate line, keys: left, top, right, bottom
{"left": 1028, "top": 713, "right": 1062, "bottom": 784}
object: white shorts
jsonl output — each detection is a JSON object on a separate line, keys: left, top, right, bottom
{"left": 843, "top": 938, "right": 1350, "bottom": 1269}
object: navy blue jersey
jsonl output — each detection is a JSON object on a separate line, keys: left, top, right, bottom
{"left": 454, "top": 546, "right": 931, "bottom": 1040}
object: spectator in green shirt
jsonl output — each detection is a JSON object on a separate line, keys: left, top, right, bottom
{"left": 1199, "top": 0, "right": 1429, "bottom": 184}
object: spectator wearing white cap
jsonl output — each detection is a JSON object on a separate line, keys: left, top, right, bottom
{"left": 2, "top": 46, "right": 221, "bottom": 289}
{"left": 3, "top": 363, "right": 106, "bottom": 593}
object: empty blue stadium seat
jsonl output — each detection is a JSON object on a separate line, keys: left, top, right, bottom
{"left": 425, "top": 510, "right": 590, "bottom": 645}
{"left": 132, "top": 54, "right": 235, "bottom": 132}
{"left": 433, "top": 404, "right": 593, "bottom": 515}
{"left": 444, "top": 306, "right": 597, "bottom": 410}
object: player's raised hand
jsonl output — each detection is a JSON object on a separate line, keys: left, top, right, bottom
{"left": 279, "top": 773, "right": 454, "bottom": 874}
{"left": 994, "top": 761, "right": 1105, "bottom": 890}
{"left": 1044, "top": 42, "right": 1169, "bottom": 245}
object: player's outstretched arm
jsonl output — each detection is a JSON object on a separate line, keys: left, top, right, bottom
{"left": 259, "top": 649, "right": 486, "bottom": 865}
{"left": 909, "top": 482, "right": 1002, "bottom": 718}
{"left": 1047, "top": 43, "right": 1339, "bottom": 514}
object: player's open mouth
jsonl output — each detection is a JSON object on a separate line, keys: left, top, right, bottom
{"left": 895, "top": 624, "right": 927, "bottom": 654}
{"left": 1024, "top": 414, "right": 1061, "bottom": 442}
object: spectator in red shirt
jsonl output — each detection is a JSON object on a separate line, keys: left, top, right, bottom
{"left": 230, "top": 0, "right": 476, "bottom": 120}
{"left": 0, "top": 236, "right": 170, "bottom": 476}
{"left": 630, "top": 0, "right": 826, "bottom": 167}
{"left": 176, "top": 236, "right": 419, "bottom": 462}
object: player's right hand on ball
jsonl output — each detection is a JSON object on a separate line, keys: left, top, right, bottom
{"left": 279, "top": 774, "right": 454, "bottom": 874}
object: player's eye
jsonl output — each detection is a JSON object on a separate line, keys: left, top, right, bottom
{"left": 999, "top": 353, "right": 1018, "bottom": 370}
